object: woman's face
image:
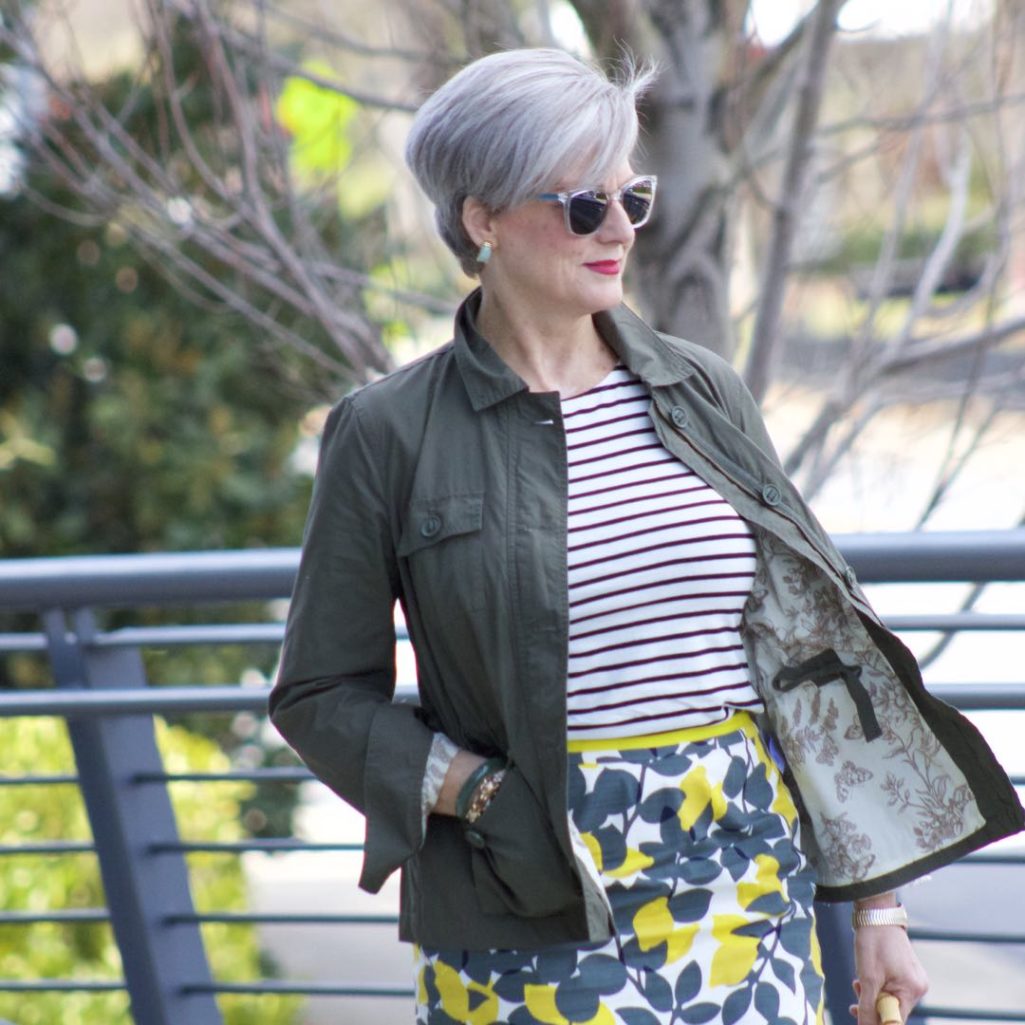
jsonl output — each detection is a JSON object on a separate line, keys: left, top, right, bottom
{"left": 482, "top": 162, "right": 640, "bottom": 322}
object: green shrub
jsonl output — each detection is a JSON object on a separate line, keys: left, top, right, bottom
{"left": 0, "top": 716, "right": 301, "bottom": 1025}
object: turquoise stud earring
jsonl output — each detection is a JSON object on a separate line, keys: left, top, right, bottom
{"left": 476, "top": 240, "right": 494, "bottom": 266}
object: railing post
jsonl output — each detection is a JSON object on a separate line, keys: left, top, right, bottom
{"left": 43, "top": 608, "right": 222, "bottom": 1025}
{"left": 816, "top": 900, "right": 855, "bottom": 1025}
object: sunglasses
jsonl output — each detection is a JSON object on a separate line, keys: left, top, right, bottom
{"left": 535, "top": 175, "right": 657, "bottom": 236}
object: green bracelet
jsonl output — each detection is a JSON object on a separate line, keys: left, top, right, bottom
{"left": 455, "top": 757, "right": 507, "bottom": 820}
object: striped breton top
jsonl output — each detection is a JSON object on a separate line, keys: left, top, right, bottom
{"left": 562, "top": 365, "right": 764, "bottom": 739}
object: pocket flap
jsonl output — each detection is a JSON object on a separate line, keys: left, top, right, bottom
{"left": 397, "top": 493, "right": 485, "bottom": 557}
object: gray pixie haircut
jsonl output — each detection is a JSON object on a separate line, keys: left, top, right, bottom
{"left": 405, "top": 48, "right": 657, "bottom": 276}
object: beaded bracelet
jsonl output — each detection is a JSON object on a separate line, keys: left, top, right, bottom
{"left": 455, "top": 757, "right": 507, "bottom": 820}
{"left": 464, "top": 769, "right": 507, "bottom": 823}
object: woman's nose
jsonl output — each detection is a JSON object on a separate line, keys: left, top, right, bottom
{"left": 597, "top": 198, "right": 635, "bottom": 243}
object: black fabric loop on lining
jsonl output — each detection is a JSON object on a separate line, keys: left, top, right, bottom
{"left": 772, "top": 648, "right": 883, "bottom": 742}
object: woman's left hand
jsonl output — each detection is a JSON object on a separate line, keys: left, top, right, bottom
{"left": 850, "top": 920, "right": 929, "bottom": 1024}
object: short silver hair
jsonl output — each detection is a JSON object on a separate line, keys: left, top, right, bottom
{"left": 405, "top": 48, "right": 657, "bottom": 276}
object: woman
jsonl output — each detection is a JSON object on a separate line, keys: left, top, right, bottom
{"left": 270, "top": 49, "right": 1023, "bottom": 1025}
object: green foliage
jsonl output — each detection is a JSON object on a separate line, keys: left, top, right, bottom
{"left": 0, "top": 184, "right": 313, "bottom": 558}
{"left": 276, "top": 61, "right": 359, "bottom": 181}
{"left": 805, "top": 222, "right": 995, "bottom": 277}
{"left": 0, "top": 716, "right": 301, "bottom": 1025}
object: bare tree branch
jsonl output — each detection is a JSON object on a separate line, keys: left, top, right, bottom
{"left": 743, "top": 0, "right": 845, "bottom": 402}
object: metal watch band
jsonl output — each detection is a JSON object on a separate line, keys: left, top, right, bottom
{"left": 851, "top": 904, "right": 908, "bottom": 929}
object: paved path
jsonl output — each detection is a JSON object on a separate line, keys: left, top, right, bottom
{"left": 246, "top": 792, "right": 411, "bottom": 1025}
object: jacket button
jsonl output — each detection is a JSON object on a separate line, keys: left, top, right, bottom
{"left": 761, "top": 483, "right": 782, "bottom": 507}
{"left": 464, "top": 829, "right": 486, "bottom": 849}
{"left": 844, "top": 565, "right": 858, "bottom": 589}
{"left": 670, "top": 406, "right": 689, "bottom": 429}
{"left": 420, "top": 515, "right": 442, "bottom": 538}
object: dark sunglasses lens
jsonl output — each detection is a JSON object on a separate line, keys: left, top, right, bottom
{"left": 622, "top": 182, "right": 654, "bottom": 225}
{"left": 567, "top": 193, "right": 609, "bottom": 235}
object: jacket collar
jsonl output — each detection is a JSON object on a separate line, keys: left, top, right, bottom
{"left": 452, "top": 288, "right": 694, "bottom": 412}
{"left": 595, "top": 304, "right": 696, "bottom": 389}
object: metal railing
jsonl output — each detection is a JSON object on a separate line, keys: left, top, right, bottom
{"left": 1, "top": 531, "right": 1024, "bottom": 1024}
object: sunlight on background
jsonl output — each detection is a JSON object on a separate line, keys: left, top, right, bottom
{"left": 749, "top": 0, "right": 994, "bottom": 43}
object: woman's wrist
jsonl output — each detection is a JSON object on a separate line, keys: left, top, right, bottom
{"left": 433, "top": 750, "right": 488, "bottom": 817}
{"left": 854, "top": 891, "right": 898, "bottom": 909}
{"left": 852, "top": 892, "right": 908, "bottom": 930}
{"left": 455, "top": 756, "right": 507, "bottom": 819}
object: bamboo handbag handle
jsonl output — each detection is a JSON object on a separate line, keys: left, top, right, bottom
{"left": 877, "top": 993, "right": 902, "bottom": 1025}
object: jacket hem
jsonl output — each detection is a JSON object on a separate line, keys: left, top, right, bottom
{"left": 813, "top": 811, "right": 1025, "bottom": 904}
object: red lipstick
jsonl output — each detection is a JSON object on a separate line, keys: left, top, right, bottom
{"left": 585, "top": 260, "right": 621, "bottom": 276}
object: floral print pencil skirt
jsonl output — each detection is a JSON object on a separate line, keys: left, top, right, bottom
{"left": 414, "top": 713, "right": 824, "bottom": 1025}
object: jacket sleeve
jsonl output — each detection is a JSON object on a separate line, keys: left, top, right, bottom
{"left": 702, "top": 352, "right": 784, "bottom": 470}
{"left": 728, "top": 377, "right": 783, "bottom": 469}
{"left": 269, "top": 395, "right": 435, "bottom": 893}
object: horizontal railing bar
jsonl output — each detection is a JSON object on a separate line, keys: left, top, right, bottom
{"left": 0, "top": 979, "right": 125, "bottom": 992}
{"left": 0, "top": 628, "right": 283, "bottom": 655}
{"left": 185, "top": 980, "right": 415, "bottom": 997}
{"left": 926, "top": 684, "right": 1025, "bottom": 710}
{"left": 956, "top": 852, "right": 1025, "bottom": 865}
{"left": 95, "top": 624, "right": 408, "bottom": 647}
{"left": 150, "top": 839, "right": 363, "bottom": 854}
{"left": 94, "top": 624, "right": 284, "bottom": 647}
{"left": 839, "top": 530, "right": 1025, "bottom": 583}
{"left": 0, "top": 909, "right": 109, "bottom": 925}
{"left": 0, "top": 686, "right": 273, "bottom": 717}
{"left": 5, "top": 765, "right": 1013, "bottom": 791}
{"left": 0, "top": 774, "right": 79, "bottom": 786}
{"left": 0, "top": 623, "right": 410, "bottom": 657}
{"left": 0, "top": 549, "right": 299, "bottom": 608}
{"left": 0, "top": 842, "right": 94, "bottom": 856}
{"left": 885, "top": 614, "right": 1025, "bottom": 631}
{"left": 914, "top": 1007, "right": 1025, "bottom": 1023}
{"left": 133, "top": 767, "right": 312, "bottom": 784}
{"left": 910, "top": 928, "right": 1025, "bottom": 944}
{"left": 0, "top": 633, "right": 47, "bottom": 653}
{"left": 2, "top": 615, "right": 1018, "bottom": 662}
{"left": 166, "top": 912, "right": 398, "bottom": 925}
{"left": 0, "top": 531, "right": 1024, "bottom": 611}
{"left": 0, "top": 682, "right": 1019, "bottom": 719}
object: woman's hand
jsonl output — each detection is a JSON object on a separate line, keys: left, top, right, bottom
{"left": 432, "top": 749, "right": 487, "bottom": 817}
{"left": 850, "top": 897, "right": 929, "bottom": 1024}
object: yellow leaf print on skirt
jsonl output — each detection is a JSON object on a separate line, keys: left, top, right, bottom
{"left": 606, "top": 846, "right": 655, "bottom": 879}
{"left": 433, "top": 961, "right": 499, "bottom": 1025}
{"left": 524, "top": 984, "right": 617, "bottom": 1025}
{"left": 710, "top": 914, "right": 760, "bottom": 987}
{"left": 580, "top": 831, "right": 654, "bottom": 879}
{"left": 580, "top": 830, "right": 604, "bottom": 871}
{"left": 771, "top": 769, "right": 800, "bottom": 825}
{"left": 678, "top": 764, "right": 728, "bottom": 830}
{"left": 737, "top": 852, "right": 784, "bottom": 908}
{"left": 415, "top": 951, "right": 429, "bottom": 1005}
{"left": 633, "top": 895, "right": 699, "bottom": 963}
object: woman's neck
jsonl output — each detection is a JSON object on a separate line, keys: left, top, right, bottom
{"left": 475, "top": 289, "right": 618, "bottom": 398}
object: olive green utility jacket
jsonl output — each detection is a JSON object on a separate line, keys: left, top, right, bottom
{"left": 270, "top": 289, "right": 1023, "bottom": 950}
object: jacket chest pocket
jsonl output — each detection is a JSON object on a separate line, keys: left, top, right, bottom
{"left": 397, "top": 493, "right": 487, "bottom": 614}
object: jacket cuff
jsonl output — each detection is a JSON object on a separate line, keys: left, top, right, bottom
{"left": 358, "top": 702, "right": 436, "bottom": 893}
{"left": 421, "top": 732, "right": 460, "bottom": 833}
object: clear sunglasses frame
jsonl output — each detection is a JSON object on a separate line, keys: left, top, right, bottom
{"left": 535, "top": 175, "right": 658, "bottom": 236}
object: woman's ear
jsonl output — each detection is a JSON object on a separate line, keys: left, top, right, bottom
{"left": 462, "top": 196, "right": 496, "bottom": 249}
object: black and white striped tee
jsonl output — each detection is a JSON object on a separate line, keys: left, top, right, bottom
{"left": 562, "top": 365, "right": 763, "bottom": 739}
